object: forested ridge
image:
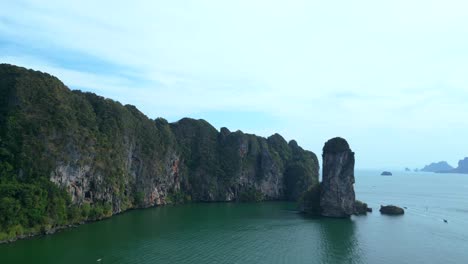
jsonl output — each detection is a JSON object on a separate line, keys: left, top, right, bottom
{"left": 0, "top": 64, "right": 319, "bottom": 242}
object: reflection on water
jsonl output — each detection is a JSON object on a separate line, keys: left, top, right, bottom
{"left": 318, "top": 218, "right": 361, "bottom": 264}
{"left": 299, "top": 215, "right": 361, "bottom": 264}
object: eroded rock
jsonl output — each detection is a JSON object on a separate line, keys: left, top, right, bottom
{"left": 320, "top": 137, "right": 356, "bottom": 218}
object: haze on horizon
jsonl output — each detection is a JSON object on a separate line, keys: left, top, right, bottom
{"left": 1, "top": 0, "right": 467, "bottom": 170}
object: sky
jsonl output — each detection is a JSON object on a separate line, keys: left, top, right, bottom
{"left": 1, "top": 0, "right": 468, "bottom": 169}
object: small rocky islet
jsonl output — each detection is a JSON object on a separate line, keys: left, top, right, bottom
{"left": 380, "top": 205, "right": 405, "bottom": 215}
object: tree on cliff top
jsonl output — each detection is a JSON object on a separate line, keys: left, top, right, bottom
{"left": 323, "top": 137, "right": 350, "bottom": 154}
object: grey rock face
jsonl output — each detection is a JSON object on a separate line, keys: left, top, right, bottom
{"left": 48, "top": 121, "right": 319, "bottom": 213}
{"left": 320, "top": 137, "right": 356, "bottom": 218}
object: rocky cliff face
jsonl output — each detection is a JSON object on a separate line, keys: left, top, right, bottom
{"left": 320, "top": 137, "right": 356, "bottom": 217}
{"left": 0, "top": 64, "right": 319, "bottom": 240}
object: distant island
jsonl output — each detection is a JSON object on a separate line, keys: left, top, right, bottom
{"left": 421, "top": 159, "right": 468, "bottom": 174}
{"left": 421, "top": 161, "right": 453, "bottom": 173}
{"left": 381, "top": 171, "right": 392, "bottom": 176}
{"left": 441, "top": 158, "right": 468, "bottom": 174}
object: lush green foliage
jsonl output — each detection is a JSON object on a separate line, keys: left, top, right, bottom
{"left": 323, "top": 137, "right": 350, "bottom": 154}
{"left": 299, "top": 184, "right": 321, "bottom": 215}
{"left": 284, "top": 140, "right": 319, "bottom": 200}
{"left": 238, "top": 188, "right": 264, "bottom": 202}
{"left": 354, "top": 200, "right": 369, "bottom": 215}
{"left": 0, "top": 65, "right": 131, "bottom": 239}
{"left": 0, "top": 64, "right": 319, "bottom": 240}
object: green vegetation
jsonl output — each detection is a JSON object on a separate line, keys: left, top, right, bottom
{"left": 0, "top": 65, "right": 124, "bottom": 239}
{"left": 354, "top": 200, "right": 369, "bottom": 215}
{"left": 323, "top": 137, "right": 350, "bottom": 154}
{"left": 284, "top": 140, "right": 319, "bottom": 201}
{"left": 238, "top": 188, "right": 264, "bottom": 202}
{"left": 0, "top": 64, "right": 319, "bottom": 241}
{"left": 299, "top": 184, "right": 321, "bottom": 215}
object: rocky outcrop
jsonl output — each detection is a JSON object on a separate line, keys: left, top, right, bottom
{"left": 380, "top": 205, "right": 404, "bottom": 215}
{"left": 354, "top": 200, "right": 371, "bottom": 215}
{"left": 381, "top": 171, "right": 392, "bottom": 176}
{"left": 300, "top": 137, "right": 369, "bottom": 217}
{"left": 320, "top": 137, "right": 356, "bottom": 218}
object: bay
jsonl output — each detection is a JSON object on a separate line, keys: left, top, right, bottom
{"left": 1, "top": 170, "right": 468, "bottom": 264}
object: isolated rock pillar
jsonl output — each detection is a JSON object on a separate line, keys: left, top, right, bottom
{"left": 320, "top": 137, "right": 356, "bottom": 217}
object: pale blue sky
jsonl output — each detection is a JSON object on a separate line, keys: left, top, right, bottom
{"left": 1, "top": 0, "right": 468, "bottom": 169}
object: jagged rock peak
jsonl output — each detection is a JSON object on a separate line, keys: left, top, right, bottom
{"left": 320, "top": 137, "right": 356, "bottom": 218}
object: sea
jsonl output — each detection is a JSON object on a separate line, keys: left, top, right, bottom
{"left": 1, "top": 170, "right": 467, "bottom": 264}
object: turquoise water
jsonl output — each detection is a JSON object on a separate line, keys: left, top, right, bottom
{"left": 1, "top": 170, "right": 467, "bottom": 263}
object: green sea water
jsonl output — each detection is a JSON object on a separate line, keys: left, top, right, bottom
{"left": 1, "top": 170, "right": 468, "bottom": 264}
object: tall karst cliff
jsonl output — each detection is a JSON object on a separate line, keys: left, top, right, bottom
{"left": 0, "top": 64, "right": 319, "bottom": 240}
{"left": 300, "top": 137, "right": 359, "bottom": 217}
{"left": 320, "top": 137, "right": 356, "bottom": 217}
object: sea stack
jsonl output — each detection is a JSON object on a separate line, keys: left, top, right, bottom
{"left": 320, "top": 137, "right": 356, "bottom": 217}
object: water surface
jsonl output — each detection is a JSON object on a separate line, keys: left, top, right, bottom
{"left": 1, "top": 170, "right": 467, "bottom": 263}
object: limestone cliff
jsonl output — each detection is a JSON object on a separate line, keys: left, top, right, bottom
{"left": 0, "top": 64, "right": 319, "bottom": 241}
{"left": 320, "top": 137, "right": 356, "bottom": 217}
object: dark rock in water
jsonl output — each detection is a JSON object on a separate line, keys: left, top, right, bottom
{"left": 354, "top": 200, "right": 370, "bottom": 215}
{"left": 405, "top": 168, "right": 411, "bottom": 172}
{"left": 380, "top": 205, "right": 404, "bottom": 215}
{"left": 421, "top": 161, "right": 454, "bottom": 173}
{"left": 381, "top": 171, "right": 392, "bottom": 176}
{"left": 320, "top": 137, "right": 356, "bottom": 218}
